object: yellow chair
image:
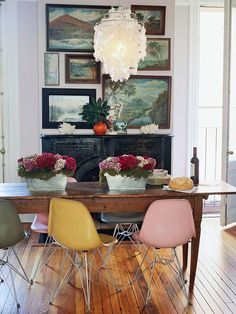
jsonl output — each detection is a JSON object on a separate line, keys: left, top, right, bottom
{"left": 48, "top": 198, "right": 120, "bottom": 311}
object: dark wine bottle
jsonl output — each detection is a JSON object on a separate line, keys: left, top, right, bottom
{"left": 190, "top": 147, "right": 199, "bottom": 186}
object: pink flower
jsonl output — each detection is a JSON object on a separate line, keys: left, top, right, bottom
{"left": 99, "top": 154, "right": 156, "bottom": 180}
{"left": 17, "top": 153, "right": 77, "bottom": 179}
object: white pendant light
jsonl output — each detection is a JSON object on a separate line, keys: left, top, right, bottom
{"left": 94, "top": 6, "right": 147, "bottom": 82}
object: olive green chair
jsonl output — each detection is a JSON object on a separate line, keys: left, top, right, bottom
{"left": 0, "top": 199, "right": 31, "bottom": 309}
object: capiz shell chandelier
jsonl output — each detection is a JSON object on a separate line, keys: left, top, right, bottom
{"left": 94, "top": 6, "right": 146, "bottom": 82}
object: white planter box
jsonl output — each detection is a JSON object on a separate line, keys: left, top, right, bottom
{"left": 104, "top": 173, "right": 147, "bottom": 190}
{"left": 25, "top": 175, "right": 67, "bottom": 191}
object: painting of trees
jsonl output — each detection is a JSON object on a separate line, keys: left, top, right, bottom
{"left": 103, "top": 75, "right": 171, "bottom": 129}
{"left": 138, "top": 38, "right": 170, "bottom": 70}
{"left": 131, "top": 5, "right": 166, "bottom": 35}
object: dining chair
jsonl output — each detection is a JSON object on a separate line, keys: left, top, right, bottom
{"left": 30, "top": 177, "right": 77, "bottom": 281}
{"left": 131, "top": 199, "right": 196, "bottom": 305}
{"left": 48, "top": 198, "right": 120, "bottom": 312}
{"left": 0, "top": 199, "right": 31, "bottom": 309}
{"left": 100, "top": 211, "right": 145, "bottom": 248}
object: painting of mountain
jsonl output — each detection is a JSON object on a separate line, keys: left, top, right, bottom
{"left": 46, "top": 4, "right": 110, "bottom": 51}
{"left": 103, "top": 75, "right": 171, "bottom": 129}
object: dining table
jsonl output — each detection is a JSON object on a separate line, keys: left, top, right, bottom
{"left": 0, "top": 180, "right": 236, "bottom": 293}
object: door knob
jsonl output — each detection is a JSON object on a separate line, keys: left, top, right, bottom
{"left": 227, "top": 150, "right": 234, "bottom": 155}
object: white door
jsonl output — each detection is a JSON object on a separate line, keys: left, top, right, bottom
{"left": 221, "top": 0, "right": 236, "bottom": 225}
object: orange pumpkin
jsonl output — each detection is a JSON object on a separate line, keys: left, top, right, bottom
{"left": 93, "top": 122, "right": 107, "bottom": 135}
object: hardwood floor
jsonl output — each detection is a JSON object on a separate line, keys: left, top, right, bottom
{"left": 1, "top": 217, "right": 236, "bottom": 314}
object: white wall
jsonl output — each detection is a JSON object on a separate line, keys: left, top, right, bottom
{"left": 172, "top": 4, "right": 189, "bottom": 176}
{"left": 18, "top": 1, "right": 40, "bottom": 156}
{"left": 37, "top": 0, "right": 175, "bottom": 137}
{"left": 3, "top": 0, "right": 191, "bottom": 183}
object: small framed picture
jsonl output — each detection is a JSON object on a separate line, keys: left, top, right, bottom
{"left": 131, "top": 5, "right": 166, "bottom": 35}
{"left": 65, "top": 54, "right": 100, "bottom": 84}
{"left": 44, "top": 53, "right": 59, "bottom": 86}
{"left": 42, "top": 88, "right": 96, "bottom": 129}
{"left": 138, "top": 38, "right": 171, "bottom": 71}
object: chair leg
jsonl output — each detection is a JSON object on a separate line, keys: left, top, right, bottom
{"left": 173, "top": 249, "right": 189, "bottom": 300}
{"left": 11, "top": 247, "right": 30, "bottom": 284}
{"left": 31, "top": 236, "right": 59, "bottom": 281}
{"left": 49, "top": 249, "right": 72, "bottom": 304}
{"left": 155, "top": 248, "right": 189, "bottom": 302}
{"left": 84, "top": 252, "right": 91, "bottom": 311}
{"left": 97, "top": 248, "right": 121, "bottom": 293}
{"left": 114, "top": 223, "right": 142, "bottom": 252}
{"left": 5, "top": 248, "right": 26, "bottom": 309}
{"left": 131, "top": 247, "right": 150, "bottom": 284}
{"left": 145, "top": 254, "right": 157, "bottom": 305}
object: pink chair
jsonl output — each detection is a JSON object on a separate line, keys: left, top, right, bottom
{"left": 31, "top": 177, "right": 77, "bottom": 281}
{"left": 132, "top": 199, "right": 196, "bottom": 305}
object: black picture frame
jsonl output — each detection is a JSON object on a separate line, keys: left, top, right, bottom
{"left": 42, "top": 88, "right": 96, "bottom": 129}
{"left": 46, "top": 4, "right": 110, "bottom": 52}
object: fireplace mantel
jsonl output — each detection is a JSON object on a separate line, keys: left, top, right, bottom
{"left": 41, "top": 134, "right": 172, "bottom": 181}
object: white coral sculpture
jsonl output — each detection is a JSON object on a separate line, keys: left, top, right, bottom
{"left": 58, "top": 122, "right": 76, "bottom": 134}
{"left": 140, "top": 124, "right": 159, "bottom": 134}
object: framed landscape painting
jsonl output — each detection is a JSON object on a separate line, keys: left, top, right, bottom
{"left": 102, "top": 75, "right": 171, "bottom": 129}
{"left": 131, "top": 5, "right": 166, "bottom": 35}
{"left": 65, "top": 54, "right": 100, "bottom": 84}
{"left": 138, "top": 38, "right": 171, "bottom": 71}
{"left": 46, "top": 4, "right": 110, "bottom": 52}
{"left": 42, "top": 88, "right": 96, "bottom": 129}
{"left": 44, "top": 53, "right": 59, "bottom": 86}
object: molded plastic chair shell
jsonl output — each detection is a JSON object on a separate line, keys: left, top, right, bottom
{"left": 0, "top": 199, "right": 25, "bottom": 249}
{"left": 30, "top": 177, "right": 77, "bottom": 234}
{"left": 48, "top": 198, "right": 119, "bottom": 310}
{"left": 100, "top": 212, "right": 144, "bottom": 223}
{"left": 48, "top": 198, "right": 116, "bottom": 251}
{"left": 131, "top": 199, "right": 196, "bottom": 305}
{"left": 0, "top": 199, "right": 31, "bottom": 309}
{"left": 31, "top": 213, "right": 48, "bottom": 233}
{"left": 135, "top": 199, "right": 196, "bottom": 248}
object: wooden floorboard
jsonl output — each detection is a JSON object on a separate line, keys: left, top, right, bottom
{"left": 1, "top": 217, "right": 236, "bottom": 313}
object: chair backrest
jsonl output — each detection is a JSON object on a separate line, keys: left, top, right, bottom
{"left": 0, "top": 199, "right": 25, "bottom": 249}
{"left": 48, "top": 198, "right": 102, "bottom": 251}
{"left": 139, "top": 199, "right": 196, "bottom": 248}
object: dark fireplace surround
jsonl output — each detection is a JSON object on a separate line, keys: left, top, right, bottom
{"left": 41, "top": 134, "right": 172, "bottom": 181}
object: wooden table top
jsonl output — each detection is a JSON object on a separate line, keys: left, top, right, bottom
{"left": 0, "top": 181, "right": 235, "bottom": 200}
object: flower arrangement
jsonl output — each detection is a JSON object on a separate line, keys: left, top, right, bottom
{"left": 99, "top": 154, "right": 156, "bottom": 182}
{"left": 17, "top": 153, "right": 77, "bottom": 180}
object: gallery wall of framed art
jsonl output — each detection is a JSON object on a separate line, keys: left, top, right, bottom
{"left": 38, "top": 0, "right": 175, "bottom": 133}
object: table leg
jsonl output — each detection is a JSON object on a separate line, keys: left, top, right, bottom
{"left": 189, "top": 196, "right": 203, "bottom": 292}
{"left": 182, "top": 243, "right": 188, "bottom": 272}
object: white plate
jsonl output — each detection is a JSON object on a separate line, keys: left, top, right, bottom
{"left": 162, "top": 185, "right": 198, "bottom": 193}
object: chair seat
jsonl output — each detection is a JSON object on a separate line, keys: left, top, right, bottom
{"left": 31, "top": 215, "right": 48, "bottom": 233}
{"left": 100, "top": 212, "right": 145, "bottom": 223}
{"left": 99, "top": 233, "right": 118, "bottom": 246}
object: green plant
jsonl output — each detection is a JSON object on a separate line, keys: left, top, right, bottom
{"left": 80, "top": 97, "right": 110, "bottom": 126}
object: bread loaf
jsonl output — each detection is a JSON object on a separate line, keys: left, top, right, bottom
{"left": 169, "top": 177, "right": 194, "bottom": 190}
